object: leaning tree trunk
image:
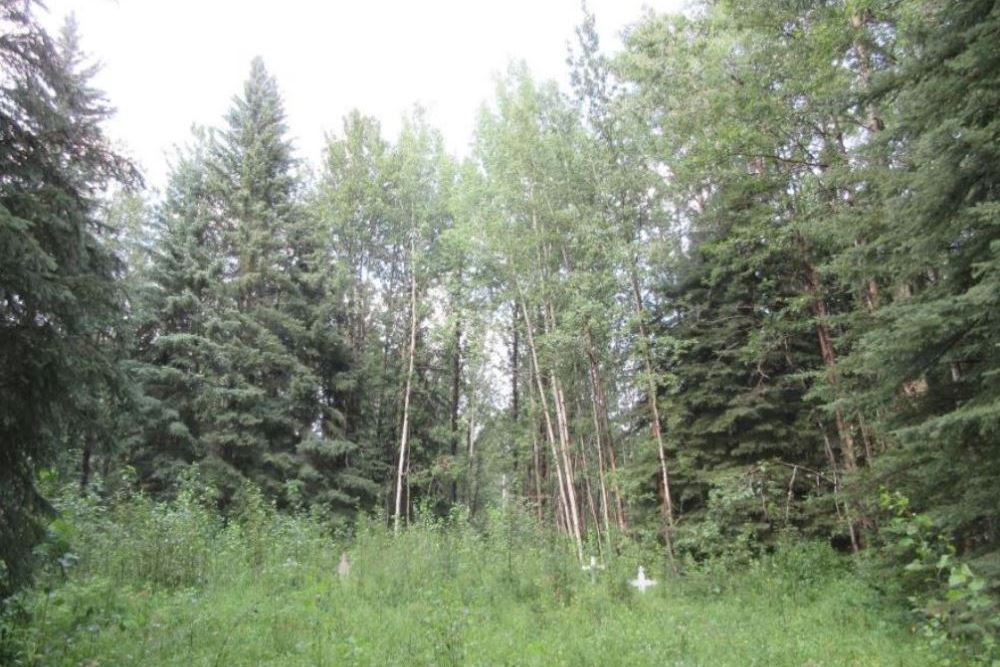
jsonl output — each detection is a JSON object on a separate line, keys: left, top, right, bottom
{"left": 585, "top": 328, "right": 627, "bottom": 531}
{"left": 628, "top": 263, "right": 676, "bottom": 563}
{"left": 393, "top": 233, "right": 419, "bottom": 533}
{"left": 517, "top": 292, "right": 582, "bottom": 560}
{"left": 799, "top": 243, "right": 858, "bottom": 473}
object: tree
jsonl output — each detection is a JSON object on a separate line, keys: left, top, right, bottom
{"left": 388, "top": 112, "right": 453, "bottom": 529}
{"left": 0, "top": 4, "right": 138, "bottom": 590}
{"left": 843, "top": 0, "right": 1000, "bottom": 559}
{"left": 614, "top": 1, "right": 884, "bottom": 552}
{"left": 130, "top": 59, "right": 365, "bottom": 516}
{"left": 127, "top": 132, "right": 220, "bottom": 493}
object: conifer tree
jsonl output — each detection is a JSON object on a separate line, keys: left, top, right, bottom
{"left": 127, "top": 134, "right": 220, "bottom": 492}
{"left": 844, "top": 0, "right": 1000, "bottom": 554}
{"left": 132, "top": 59, "right": 362, "bottom": 514}
{"left": 0, "top": 5, "right": 138, "bottom": 589}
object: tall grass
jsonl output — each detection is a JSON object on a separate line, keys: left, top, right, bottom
{"left": 1, "top": 488, "right": 965, "bottom": 666}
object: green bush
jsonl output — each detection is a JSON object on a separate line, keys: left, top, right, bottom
{"left": 874, "top": 489, "right": 999, "bottom": 662}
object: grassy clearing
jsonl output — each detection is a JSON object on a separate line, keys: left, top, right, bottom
{"left": 1, "top": 491, "right": 952, "bottom": 666}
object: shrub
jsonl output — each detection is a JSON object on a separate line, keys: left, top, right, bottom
{"left": 875, "top": 489, "right": 999, "bottom": 661}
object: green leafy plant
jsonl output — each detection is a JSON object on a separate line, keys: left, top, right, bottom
{"left": 878, "top": 489, "right": 999, "bottom": 661}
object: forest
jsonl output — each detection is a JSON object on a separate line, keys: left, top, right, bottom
{"left": 1, "top": 0, "right": 998, "bottom": 663}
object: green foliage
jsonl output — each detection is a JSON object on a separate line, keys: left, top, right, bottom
{"left": 675, "top": 467, "right": 777, "bottom": 565}
{"left": 875, "top": 490, "right": 999, "bottom": 661}
{"left": 0, "top": 4, "right": 138, "bottom": 592}
{"left": 4, "top": 4, "right": 999, "bottom": 663}
{"left": 1, "top": 494, "right": 953, "bottom": 666}
{"left": 841, "top": 0, "right": 1000, "bottom": 563}
{"left": 125, "top": 59, "right": 362, "bottom": 515}
{"left": 614, "top": 0, "right": 1000, "bottom": 579}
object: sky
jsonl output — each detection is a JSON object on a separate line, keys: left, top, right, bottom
{"left": 42, "top": 0, "right": 684, "bottom": 188}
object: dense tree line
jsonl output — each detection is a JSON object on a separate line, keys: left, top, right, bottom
{"left": 2, "top": 0, "right": 997, "bottom": 636}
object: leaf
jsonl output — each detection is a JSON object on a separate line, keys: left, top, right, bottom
{"left": 947, "top": 570, "right": 968, "bottom": 588}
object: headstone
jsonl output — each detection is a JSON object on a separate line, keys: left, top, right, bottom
{"left": 337, "top": 551, "right": 351, "bottom": 578}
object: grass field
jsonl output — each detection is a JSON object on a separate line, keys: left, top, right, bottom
{"left": 0, "top": 491, "right": 956, "bottom": 666}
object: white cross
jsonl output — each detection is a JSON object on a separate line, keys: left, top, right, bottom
{"left": 629, "top": 566, "right": 657, "bottom": 592}
{"left": 582, "top": 555, "right": 605, "bottom": 581}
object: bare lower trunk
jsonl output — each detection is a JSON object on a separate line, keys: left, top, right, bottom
{"left": 850, "top": 10, "right": 884, "bottom": 134}
{"left": 511, "top": 302, "right": 520, "bottom": 483}
{"left": 467, "top": 399, "right": 479, "bottom": 517}
{"left": 551, "top": 373, "right": 583, "bottom": 553}
{"left": 450, "top": 308, "right": 462, "bottom": 503}
{"left": 518, "top": 293, "right": 583, "bottom": 560}
{"left": 542, "top": 296, "right": 583, "bottom": 556}
{"left": 629, "top": 266, "right": 675, "bottom": 561}
{"left": 80, "top": 436, "right": 93, "bottom": 496}
{"left": 820, "top": 422, "right": 860, "bottom": 554}
{"left": 804, "top": 259, "right": 858, "bottom": 472}
{"left": 393, "top": 234, "right": 419, "bottom": 533}
{"left": 585, "top": 330, "right": 626, "bottom": 532}
{"left": 529, "top": 390, "right": 544, "bottom": 521}
{"left": 578, "top": 431, "right": 600, "bottom": 538}
{"left": 798, "top": 229, "right": 868, "bottom": 544}
{"left": 589, "top": 392, "right": 613, "bottom": 541}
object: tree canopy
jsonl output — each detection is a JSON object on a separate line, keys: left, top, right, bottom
{"left": 1, "top": 0, "right": 997, "bottom": 645}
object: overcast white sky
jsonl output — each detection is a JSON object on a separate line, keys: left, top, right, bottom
{"left": 43, "top": 0, "right": 684, "bottom": 188}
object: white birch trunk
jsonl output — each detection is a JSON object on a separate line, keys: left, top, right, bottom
{"left": 393, "top": 233, "right": 418, "bottom": 533}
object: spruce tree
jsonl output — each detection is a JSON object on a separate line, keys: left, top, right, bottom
{"left": 845, "top": 0, "right": 1000, "bottom": 557}
{"left": 0, "top": 5, "right": 138, "bottom": 589}
{"left": 127, "top": 134, "right": 220, "bottom": 493}
{"left": 132, "top": 59, "right": 361, "bottom": 514}
{"left": 198, "top": 57, "right": 312, "bottom": 500}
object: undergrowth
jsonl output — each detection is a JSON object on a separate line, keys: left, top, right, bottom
{"left": 0, "top": 483, "right": 981, "bottom": 666}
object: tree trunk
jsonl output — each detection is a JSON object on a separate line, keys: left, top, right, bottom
{"left": 511, "top": 302, "right": 520, "bottom": 480}
{"left": 528, "top": 386, "right": 544, "bottom": 521}
{"left": 393, "top": 233, "right": 419, "bottom": 533}
{"left": 849, "top": 9, "right": 884, "bottom": 134}
{"left": 80, "top": 435, "right": 93, "bottom": 496}
{"left": 802, "top": 254, "right": 858, "bottom": 472}
{"left": 518, "top": 293, "right": 582, "bottom": 560}
{"left": 551, "top": 372, "right": 583, "bottom": 554}
{"left": 819, "top": 421, "right": 860, "bottom": 554}
{"left": 628, "top": 264, "right": 676, "bottom": 561}
{"left": 585, "top": 329, "right": 627, "bottom": 531}
{"left": 450, "top": 304, "right": 462, "bottom": 504}
{"left": 588, "top": 388, "right": 613, "bottom": 541}
{"left": 467, "top": 398, "right": 479, "bottom": 517}
{"left": 579, "top": 435, "right": 600, "bottom": 539}
{"left": 541, "top": 296, "right": 584, "bottom": 557}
